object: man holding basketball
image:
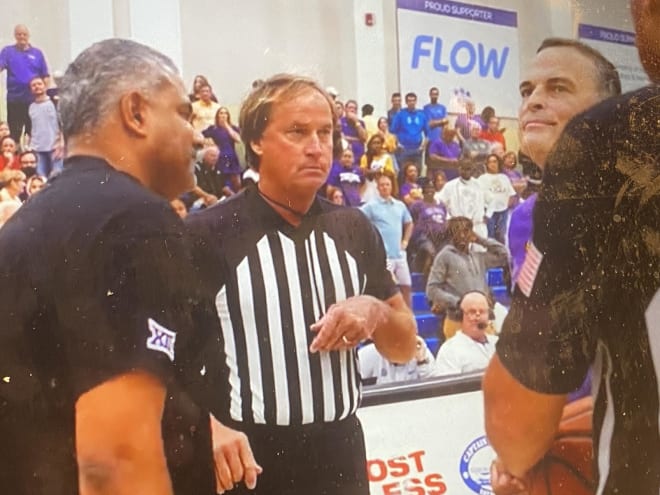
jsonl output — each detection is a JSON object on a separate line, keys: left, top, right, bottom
{"left": 484, "top": 1, "right": 660, "bottom": 493}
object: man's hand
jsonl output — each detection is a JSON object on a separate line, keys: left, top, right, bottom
{"left": 490, "top": 458, "right": 529, "bottom": 495}
{"left": 309, "top": 295, "right": 386, "bottom": 352}
{"left": 203, "top": 194, "right": 218, "bottom": 206}
{"left": 210, "top": 414, "right": 263, "bottom": 494}
{"left": 414, "top": 336, "right": 428, "bottom": 363}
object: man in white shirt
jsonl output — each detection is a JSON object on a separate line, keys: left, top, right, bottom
{"left": 358, "top": 336, "right": 434, "bottom": 385}
{"left": 434, "top": 291, "right": 497, "bottom": 376}
{"left": 435, "top": 160, "right": 487, "bottom": 247}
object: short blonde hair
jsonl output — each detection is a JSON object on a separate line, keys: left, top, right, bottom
{"left": 0, "top": 169, "right": 26, "bottom": 184}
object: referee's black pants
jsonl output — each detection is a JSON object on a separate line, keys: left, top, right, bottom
{"left": 227, "top": 414, "right": 369, "bottom": 495}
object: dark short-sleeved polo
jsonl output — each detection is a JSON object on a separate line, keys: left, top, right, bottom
{"left": 0, "top": 156, "right": 209, "bottom": 493}
{"left": 496, "top": 86, "right": 660, "bottom": 494}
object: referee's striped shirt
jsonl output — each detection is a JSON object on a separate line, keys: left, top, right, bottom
{"left": 186, "top": 186, "right": 397, "bottom": 426}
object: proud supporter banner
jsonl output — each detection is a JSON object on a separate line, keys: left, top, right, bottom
{"left": 397, "top": 0, "right": 520, "bottom": 117}
{"left": 358, "top": 390, "right": 496, "bottom": 495}
{"left": 578, "top": 23, "right": 650, "bottom": 93}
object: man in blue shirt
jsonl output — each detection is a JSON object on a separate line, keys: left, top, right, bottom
{"left": 361, "top": 174, "right": 414, "bottom": 307}
{"left": 389, "top": 92, "right": 429, "bottom": 171}
{"left": 0, "top": 25, "right": 50, "bottom": 141}
{"left": 423, "top": 87, "right": 448, "bottom": 143}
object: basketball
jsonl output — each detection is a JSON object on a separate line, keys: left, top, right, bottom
{"left": 527, "top": 397, "right": 595, "bottom": 495}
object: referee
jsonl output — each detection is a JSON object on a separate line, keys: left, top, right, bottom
{"left": 0, "top": 39, "right": 215, "bottom": 494}
{"left": 186, "top": 73, "right": 417, "bottom": 494}
{"left": 484, "top": 1, "right": 660, "bottom": 493}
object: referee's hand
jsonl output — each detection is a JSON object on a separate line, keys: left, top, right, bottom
{"left": 210, "top": 414, "right": 263, "bottom": 493}
{"left": 309, "top": 295, "right": 382, "bottom": 352}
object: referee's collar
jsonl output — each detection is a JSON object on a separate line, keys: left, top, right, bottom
{"left": 245, "top": 185, "right": 326, "bottom": 231}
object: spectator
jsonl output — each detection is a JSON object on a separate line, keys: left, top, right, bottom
{"left": 325, "top": 85, "right": 339, "bottom": 101}
{"left": 387, "top": 91, "right": 402, "bottom": 123}
{"left": 408, "top": 181, "right": 449, "bottom": 276}
{"left": 478, "top": 154, "right": 516, "bottom": 244}
{"left": 423, "top": 86, "right": 449, "bottom": 144}
{"left": 360, "top": 133, "right": 397, "bottom": 203}
{"left": 325, "top": 185, "right": 345, "bottom": 205}
{"left": 189, "top": 74, "right": 218, "bottom": 102}
{"left": 389, "top": 92, "right": 428, "bottom": 169}
{"left": 24, "top": 174, "right": 46, "bottom": 198}
{"left": 341, "top": 99, "right": 367, "bottom": 164}
{"left": 376, "top": 116, "right": 398, "bottom": 155}
{"left": 426, "top": 216, "right": 507, "bottom": 339}
{"left": 435, "top": 159, "right": 488, "bottom": 244}
{"left": 18, "top": 150, "right": 38, "bottom": 179}
{"left": 428, "top": 127, "right": 461, "bottom": 181}
{"left": 461, "top": 122, "right": 491, "bottom": 175}
{"left": 432, "top": 170, "right": 447, "bottom": 204}
{"left": 359, "top": 336, "right": 435, "bottom": 385}
{"left": 399, "top": 161, "right": 423, "bottom": 206}
{"left": 191, "top": 146, "right": 224, "bottom": 207}
{"left": 26, "top": 76, "right": 62, "bottom": 178}
{"left": 479, "top": 116, "right": 506, "bottom": 150}
{"left": 327, "top": 147, "right": 364, "bottom": 207}
{"left": 480, "top": 106, "right": 496, "bottom": 130}
{"left": 454, "top": 99, "right": 484, "bottom": 143}
{"left": 0, "top": 25, "right": 50, "bottom": 141}
{"left": 334, "top": 99, "right": 344, "bottom": 119}
{"left": 190, "top": 83, "right": 221, "bottom": 132}
{"left": 361, "top": 174, "right": 414, "bottom": 307}
{"left": 361, "top": 103, "right": 379, "bottom": 136}
{"left": 0, "top": 121, "right": 10, "bottom": 139}
{"left": 0, "top": 136, "right": 20, "bottom": 171}
{"left": 502, "top": 150, "right": 526, "bottom": 198}
{"left": 202, "top": 107, "right": 242, "bottom": 194}
{"left": 0, "top": 169, "right": 26, "bottom": 204}
{"left": 433, "top": 291, "right": 498, "bottom": 376}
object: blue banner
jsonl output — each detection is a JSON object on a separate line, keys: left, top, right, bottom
{"left": 397, "top": 0, "right": 517, "bottom": 28}
{"left": 578, "top": 23, "right": 636, "bottom": 46}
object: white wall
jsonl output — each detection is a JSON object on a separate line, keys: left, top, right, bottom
{"left": 0, "top": 0, "right": 641, "bottom": 124}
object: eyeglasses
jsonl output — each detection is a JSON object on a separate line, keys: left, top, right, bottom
{"left": 20, "top": 160, "right": 37, "bottom": 165}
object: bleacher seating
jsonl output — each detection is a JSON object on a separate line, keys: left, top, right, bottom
{"left": 411, "top": 267, "right": 510, "bottom": 356}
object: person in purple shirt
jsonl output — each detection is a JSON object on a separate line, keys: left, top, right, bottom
{"left": 454, "top": 99, "right": 484, "bottom": 144}
{"left": 202, "top": 107, "right": 242, "bottom": 194}
{"left": 0, "top": 25, "right": 50, "bottom": 141}
{"left": 428, "top": 127, "right": 461, "bottom": 181}
{"left": 408, "top": 182, "right": 449, "bottom": 275}
{"left": 326, "top": 147, "right": 364, "bottom": 206}
{"left": 340, "top": 100, "right": 367, "bottom": 164}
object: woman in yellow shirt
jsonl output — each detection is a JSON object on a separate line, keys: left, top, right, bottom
{"left": 360, "top": 134, "right": 398, "bottom": 203}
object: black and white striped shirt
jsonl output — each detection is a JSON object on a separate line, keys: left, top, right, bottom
{"left": 186, "top": 187, "right": 397, "bottom": 426}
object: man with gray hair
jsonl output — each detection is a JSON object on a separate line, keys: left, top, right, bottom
{"left": 0, "top": 39, "right": 216, "bottom": 494}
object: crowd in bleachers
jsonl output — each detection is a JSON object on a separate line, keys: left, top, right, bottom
{"left": 0, "top": 25, "right": 543, "bottom": 386}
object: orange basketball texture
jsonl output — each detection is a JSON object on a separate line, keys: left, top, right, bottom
{"left": 527, "top": 397, "right": 595, "bottom": 495}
